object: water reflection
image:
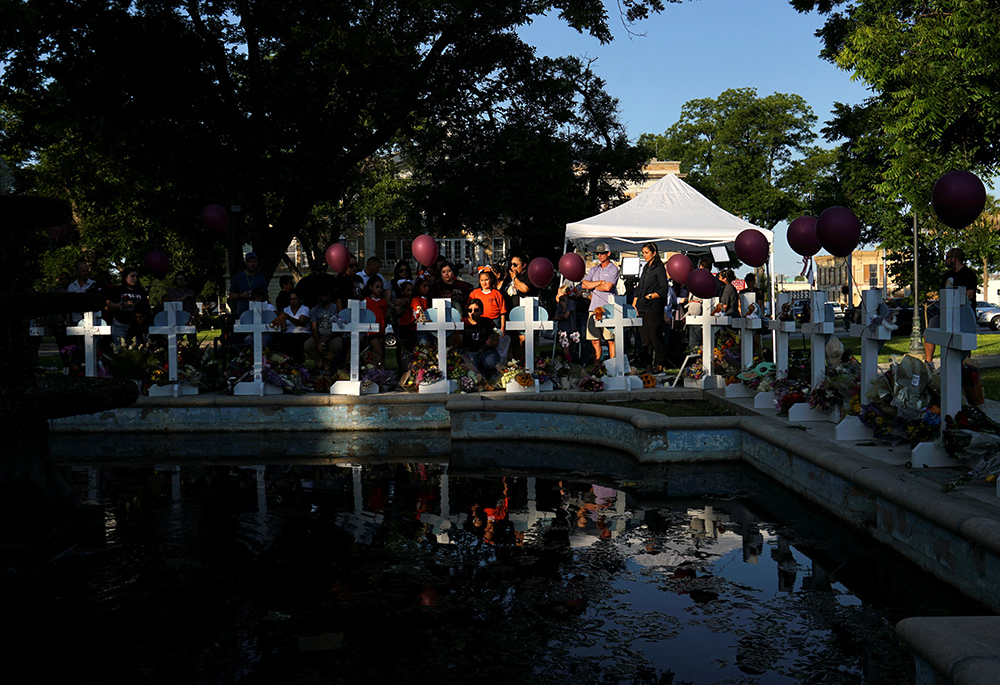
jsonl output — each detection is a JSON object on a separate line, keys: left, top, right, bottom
{"left": 6, "top": 461, "right": 987, "bottom": 684}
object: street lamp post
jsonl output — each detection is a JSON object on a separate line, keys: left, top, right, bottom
{"left": 909, "top": 213, "right": 923, "bottom": 351}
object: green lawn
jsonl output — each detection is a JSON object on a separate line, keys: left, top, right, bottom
{"left": 786, "top": 333, "right": 1000, "bottom": 364}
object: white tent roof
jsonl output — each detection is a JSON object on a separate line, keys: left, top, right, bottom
{"left": 565, "top": 173, "right": 772, "bottom": 253}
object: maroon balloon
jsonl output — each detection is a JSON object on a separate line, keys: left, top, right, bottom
{"left": 734, "top": 229, "right": 770, "bottom": 268}
{"left": 144, "top": 249, "right": 170, "bottom": 280}
{"left": 325, "top": 242, "right": 351, "bottom": 274}
{"left": 687, "top": 268, "right": 718, "bottom": 299}
{"left": 666, "top": 254, "right": 693, "bottom": 284}
{"left": 527, "top": 257, "right": 554, "bottom": 289}
{"left": 411, "top": 234, "right": 439, "bottom": 267}
{"left": 200, "top": 204, "right": 228, "bottom": 237}
{"left": 932, "top": 170, "right": 987, "bottom": 229}
{"left": 558, "top": 252, "right": 586, "bottom": 282}
{"left": 787, "top": 216, "right": 821, "bottom": 257}
{"left": 816, "top": 206, "right": 861, "bottom": 258}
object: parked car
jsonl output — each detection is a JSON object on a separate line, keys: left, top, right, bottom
{"left": 976, "top": 302, "right": 1000, "bottom": 330}
{"left": 827, "top": 302, "right": 846, "bottom": 321}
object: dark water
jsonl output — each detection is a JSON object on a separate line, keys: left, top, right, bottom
{"left": 4, "top": 458, "right": 990, "bottom": 685}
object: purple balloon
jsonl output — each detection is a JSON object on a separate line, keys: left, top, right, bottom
{"left": 735, "top": 229, "right": 770, "bottom": 268}
{"left": 558, "top": 252, "right": 586, "bottom": 282}
{"left": 787, "top": 216, "right": 821, "bottom": 257}
{"left": 816, "top": 206, "right": 861, "bottom": 258}
{"left": 666, "top": 254, "right": 693, "bottom": 284}
{"left": 412, "top": 234, "right": 439, "bottom": 267}
{"left": 527, "top": 257, "right": 555, "bottom": 289}
{"left": 687, "top": 268, "right": 718, "bottom": 299}
{"left": 933, "top": 170, "right": 987, "bottom": 229}
{"left": 144, "top": 249, "right": 170, "bottom": 280}
{"left": 200, "top": 204, "right": 228, "bottom": 237}
{"left": 325, "top": 242, "right": 351, "bottom": 274}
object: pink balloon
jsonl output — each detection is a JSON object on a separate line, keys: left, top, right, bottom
{"left": 933, "top": 170, "right": 987, "bottom": 229}
{"left": 787, "top": 216, "right": 821, "bottom": 257}
{"left": 666, "top": 254, "right": 693, "bottom": 284}
{"left": 325, "top": 242, "right": 351, "bottom": 274}
{"left": 816, "top": 206, "right": 861, "bottom": 258}
{"left": 527, "top": 257, "right": 554, "bottom": 289}
{"left": 687, "top": 268, "right": 718, "bottom": 299}
{"left": 735, "top": 229, "right": 769, "bottom": 268}
{"left": 558, "top": 252, "right": 586, "bottom": 282}
{"left": 144, "top": 249, "right": 170, "bottom": 280}
{"left": 412, "top": 234, "right": 439, "bottom": 267}
{"left": 200, "top": 204, "right": 228, "bottom": 237}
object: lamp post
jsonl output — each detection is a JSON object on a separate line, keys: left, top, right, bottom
{"left": 909, "top": 212, "right": 923, "bottom": 351}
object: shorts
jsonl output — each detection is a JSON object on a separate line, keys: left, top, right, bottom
{"left": 586, "top": 312, "right": 615, "bottom": 341}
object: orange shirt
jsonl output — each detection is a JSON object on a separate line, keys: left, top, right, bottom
{"left": 365, "top": 297, "right": 389, "bottom": 333}
{"left": 469, "top": 289, "right": 507, "bottom": 320}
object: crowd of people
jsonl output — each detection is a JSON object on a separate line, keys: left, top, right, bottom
{"left": 223, "top": 243, "right": 770, "bottom": 380}
{"left": 43, "top": 244, "right": 769, "bottom": 380}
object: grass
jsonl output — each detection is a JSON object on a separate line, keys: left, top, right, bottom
{"left": 786, "top": 333, "right": 1000, "bottom": 365}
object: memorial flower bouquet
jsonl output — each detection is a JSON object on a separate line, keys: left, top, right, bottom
{"left": 577, "top": 376, "right": 603, "bottom": 392}
{"left": 904, "top": 405, "right": 941, "bottom": 443}
{"left": 360, "top": 365, "right": 397, "bottom": 391}
{"left": 498, "top": 359, "right": 532, "bottom": 388}
{"left": 105, "top": 341, "right": 158, "bottom": 385}
{"left": 533, "top": 356, "right": 555, "bottom": 384}
{"left": 940, "top": 409, "right": 1000, "bottom": 491}
{"left": 807, "top": 379, "right": 841, "bottom": 412}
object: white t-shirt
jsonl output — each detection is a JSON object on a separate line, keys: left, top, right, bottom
{"left": 283, "top": 305, "right": 311, "bottom": 334}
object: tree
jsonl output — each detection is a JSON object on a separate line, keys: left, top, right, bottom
{"left": 637, "top": 88, "right": 823, "bottom": 228}
{"left": 791, "top": 0, "right": 1000, "bottom": 211}
{"left": 402, "top": 56, "right": 647, "bottom": 260}
{"left": 1, "top": 0, "right": 669, "bottom": 282}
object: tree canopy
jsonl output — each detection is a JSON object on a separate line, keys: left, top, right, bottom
{"left": 0, "top": 0, "right": 668, "bottom": 284}
{"left": 638, "top": 87, "right": 830, "bottom": 229}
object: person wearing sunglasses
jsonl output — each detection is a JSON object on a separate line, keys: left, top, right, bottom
{"left": 461, "top": 300, "right": 502, "bottom": 377}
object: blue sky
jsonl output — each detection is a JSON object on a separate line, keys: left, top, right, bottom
{"left": 519, "top": 0, "right": 874, "bottom": 275}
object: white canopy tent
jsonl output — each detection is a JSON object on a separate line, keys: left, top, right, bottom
{"left": 565, "top": 172, "right": 773, "bottom": 255}
{"left": 564, "top": 172, "right": 776, "bottom": 306}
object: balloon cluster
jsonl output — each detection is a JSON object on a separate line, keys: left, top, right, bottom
{"left": 787, "top": 207, "right": 860, "bottom": 259}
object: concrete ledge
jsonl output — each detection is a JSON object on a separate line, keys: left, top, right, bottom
{"left": 897, "top": 617, "right": 1000, "bottom": 685}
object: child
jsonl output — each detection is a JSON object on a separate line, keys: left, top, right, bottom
{"left": 392, "top": 280, "right": 416, "bottom": 369}
{"left": 361, "top": 279, "right": 389, "bottom": 368}
{"left": 468, "top": 269, "right": 507, "bottom": 335}
{"left": 554, "top": 284, "right": 577, "bottom": 362}
{"left": 411, "top": 277, "right": 433, "bottom": 345}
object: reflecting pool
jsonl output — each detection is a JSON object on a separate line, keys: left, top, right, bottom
{"left": 5, "top": 457, "right": 990, "bottom": 684}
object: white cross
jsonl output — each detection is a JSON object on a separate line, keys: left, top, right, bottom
{"left": 732, "top": 291, "right": 762, "bottom": 370}
{"left": 926, "top": 287, "right": 978, "bottom": 424}
{"left": 684, "top": 297, "right": 726, "bottom": 382}
{"left": 849, "top": 289, "right": 892, "bottom": 400}
{"left": 596, "top": 296, "right": 641, "bottom": 377}
{"left": 506, "top": 297, "right": 554, "bottom": 375}
{"left": 766, "top": 293, "right": 796, "bottom": 378}
{"left": 150, "top": 302, "right": 196, "bottom": 383}
{"left": 234, "top": 302, "right": 279, "bottom": 395}
{"left": 416, "top": 298, "right": 463, "bottom": 384}
{"left": 65, "top": 311, "right": 110, "bottom": 377}
{"left": 800, "top": 291, "right": 835, "bottom": 387}
{"left": 336, "top": 299, "right": 379, "bottom": 383}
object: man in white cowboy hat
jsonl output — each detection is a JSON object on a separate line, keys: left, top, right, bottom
{"left": 580, "top": 242, "right": 620, "bottom": 372}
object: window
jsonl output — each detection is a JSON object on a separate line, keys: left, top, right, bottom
{"left": 384, "top": 239, "right": 398, "bottom": 263}
{"left": 401, "top": 240, "right": 413, "bottom": 263}
{"left": 491, "top": 237, "right": 507, "bottom": 264}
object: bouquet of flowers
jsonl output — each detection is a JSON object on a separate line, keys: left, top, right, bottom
{"left": 360, "top": 365, "right": 398, "bottom": 391}
{"left": 534, "top": 356, "right": 555, "bottom": 384}
{"left": 904, "top": 405, "right": 941, "bottom": 443}
{"left": 498, "top": 359, "right": 532, "bottom": 388}
{"left": 772, "top": 376, "right": 808, "bottom": 414}
{"left": 577, "top": 376, "right": 604, "bottom": 392}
